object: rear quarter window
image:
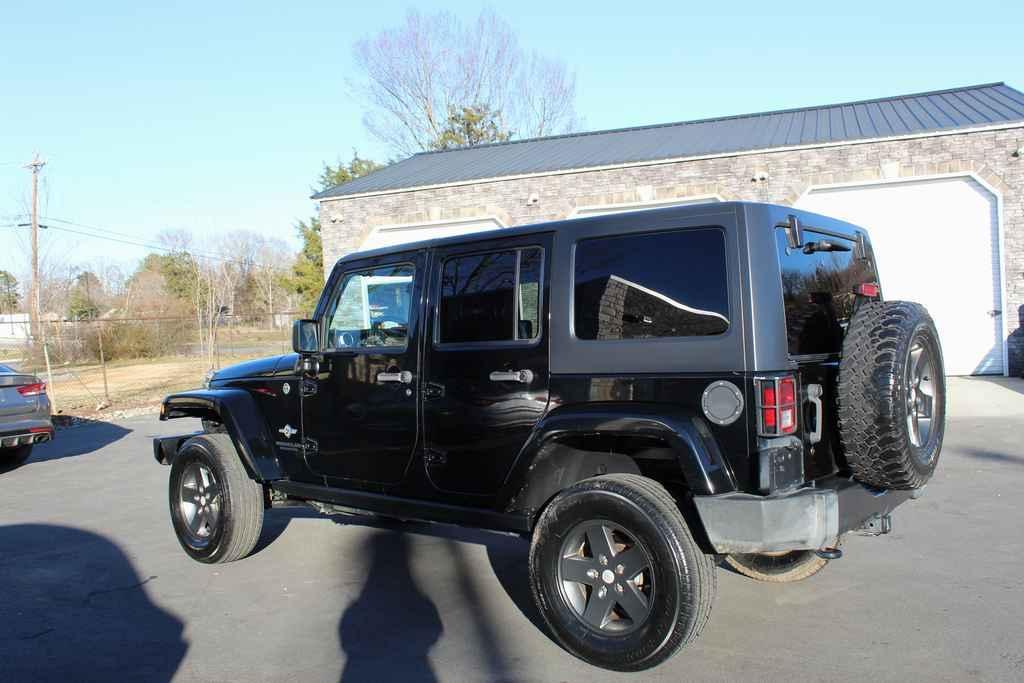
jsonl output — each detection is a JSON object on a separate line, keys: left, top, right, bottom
{"left": 573, "top": 228, "right": 730, "bottom": 340}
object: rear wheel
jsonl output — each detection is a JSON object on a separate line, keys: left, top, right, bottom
{"left": 168, "top": 434, "right": 264, "bottom": 563}
{"left": 725, "top": 549, "right": 831, "bottom": 583}
{"left": 839, "top": 301, "right": 946, "bottom": 489}
{"left": 529, "top": 474, "right": 716, "bottom": 671}
{"left": 0, "top": 445, "right": 32, "bottom": 469}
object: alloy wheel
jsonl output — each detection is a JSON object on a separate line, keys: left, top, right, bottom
{"left": 178, "top": 461, "right": 223, "bottom": 545}
{"left": 557, "top": 520, "right": 655, "bottom": 635}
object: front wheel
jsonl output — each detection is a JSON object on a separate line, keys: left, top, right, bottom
{"left": 168, "top": 433, "right": 264, "bottom": 563}
{"left": 529, "top": 474, "right": 716, "bottom": 672}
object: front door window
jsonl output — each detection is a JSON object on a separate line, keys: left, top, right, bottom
{"left": 325, "top": 265, "right": 414, "bottom": 350}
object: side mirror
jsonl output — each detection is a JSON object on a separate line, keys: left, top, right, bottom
{"left": 292, "top": 319, "right": 320, "bottom": 354}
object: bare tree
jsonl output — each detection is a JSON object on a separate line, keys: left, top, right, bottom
{"left": 352, "top": 9, "right": 577, "bottom": 155}
{"left": 252, "top": 238, "right": 291, "bottom": 327}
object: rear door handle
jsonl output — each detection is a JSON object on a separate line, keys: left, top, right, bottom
{"left": 489, "top": 369, "right": 534, "bottom": 384}
{"left": 377, "top": 370, "right": 413, "bottom": 384}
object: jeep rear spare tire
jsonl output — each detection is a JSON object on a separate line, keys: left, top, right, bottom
{"left": 838, "top": 301, "right": 945, "bottom": 490}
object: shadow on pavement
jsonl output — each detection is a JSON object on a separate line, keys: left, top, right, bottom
{"left": 0, "top": 524, "right": 187, "bottom": 682}
{"left": 961, "top": 447, "right": 1024, "bottom": 467}
{"left": 337, "top": 529, "right": 443, "bottom": 682}
{"left": 327, "top": 515, "right": 550, "bottom": 681}
{"left": 26, "top": 420, "right": 133, "bottom": 464}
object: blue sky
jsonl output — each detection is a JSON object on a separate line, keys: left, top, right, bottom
{"left": 1, "top": 0, "right": 1021, "bottom": 279}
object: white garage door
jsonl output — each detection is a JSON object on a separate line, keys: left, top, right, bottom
{"left": 361, "top": 217, "right": 503, "bottom": 251}
{"left": 797, "top": 177, "right": 1003, "bottom": 376}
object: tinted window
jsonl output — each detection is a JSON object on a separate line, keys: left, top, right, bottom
{"left": 324, "top": 264, "right": 414, "bottom": 349}
{"left": 518, "top": 247, "right": 542, "bottom": 340}
{"left": 776, "top": 229, "right": 877, "bottom": 355}
{"left": 439, "top": 247, "right": 543, "bottom": 344}
{"left": 574, "top": 228, "right": 730, "bottom": 340}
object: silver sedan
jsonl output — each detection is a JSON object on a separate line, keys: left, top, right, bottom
{"left": 0, "top": 363, "right": 54, "bottom": 469}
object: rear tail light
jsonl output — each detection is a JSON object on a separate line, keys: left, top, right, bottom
{"left": 17, "top": 382, "right": 46, "bottom": 397}
{"left": 756, "top": 376, "right": 798, "bottom": 436}
{"left": 855, "top": 282, "right": 880, "bottom": 298}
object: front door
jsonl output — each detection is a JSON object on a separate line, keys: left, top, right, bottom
{"left": 422, "top": 235, "right": 551, "bottom": 496}
{"left": 302, "top": 252, "right": 423, "bottom": 484}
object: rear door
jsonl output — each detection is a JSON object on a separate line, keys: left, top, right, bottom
{"left": 422, "top": 234, "right": 551, "bottom": 496}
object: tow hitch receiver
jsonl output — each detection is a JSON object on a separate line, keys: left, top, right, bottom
{"left": 853, "top": 513, "right": 893, "bottom": 537}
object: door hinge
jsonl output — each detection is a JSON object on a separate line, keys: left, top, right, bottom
{"left": 424, "top": 449, "right": 447, "bottom": 466}
{"left": 303, "top": 437, "right": 319, "bottom": 454}
{"left": 301, "top": 378, "right": 318, "bottom": 397}
{"left": 423, "top": 381, "right": 445, "bottom": 400}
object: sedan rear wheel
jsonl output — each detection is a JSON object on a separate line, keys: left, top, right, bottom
{"left": 0, "top": 445, "right": 32, "bottom": 470}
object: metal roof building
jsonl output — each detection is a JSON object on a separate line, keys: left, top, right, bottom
{"left": 316, "top": 82, "right": 1024, "bottom": 377}
{"left": 314, "top": 83, "right": 1024, "bottom": 200}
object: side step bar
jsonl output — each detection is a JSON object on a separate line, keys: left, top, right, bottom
{"left": 270, "top": 480, "right": 531, "bottom": 535}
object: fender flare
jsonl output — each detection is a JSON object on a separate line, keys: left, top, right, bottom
{"left": 499, "top": 403, "right": 737, "bottom": 523}
{"left": 158, "top": 389, "right": 283, "bottom": 481}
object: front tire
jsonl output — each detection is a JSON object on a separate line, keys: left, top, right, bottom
{"left": 168, "top": 433, "right": 264, "bottom": 563}
{"left": 529, "top": 474, "right": 716, "bottom": 672}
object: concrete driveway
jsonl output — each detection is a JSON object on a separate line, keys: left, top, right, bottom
{"left": 1, "top": 378, "right": 1022, "bottom": 682}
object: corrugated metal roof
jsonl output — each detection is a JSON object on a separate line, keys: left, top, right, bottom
{"left": 314, "top": 82, "right": 1024, "bottom": 200}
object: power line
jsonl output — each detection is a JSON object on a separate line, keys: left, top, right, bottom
{"left": 21, "top": 216, "right": 280, "bottom": 268}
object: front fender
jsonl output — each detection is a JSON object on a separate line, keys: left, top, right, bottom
{"left": 159, "top": 389, "right": 283, "bottom": 481}
{"left": 499, "top": 403, "right": 738, "bottom": 520}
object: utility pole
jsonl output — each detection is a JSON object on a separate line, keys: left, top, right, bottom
{"left": 24, "top": 154, "right": 46, "bottom": 338}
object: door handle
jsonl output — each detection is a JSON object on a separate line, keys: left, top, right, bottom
{"left": 988, "top": 310, "right": 1002, "bottom": 318}
{"left": 377, "top": 370, "right": 413, "bottom": 384}
{"left": 489, "top": 369, "right": 534, "bottom": 384}
{"left": 805, "top": 383, "right": 823, "bottom": 445}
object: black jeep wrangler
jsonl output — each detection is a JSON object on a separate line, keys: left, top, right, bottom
{"left": 155, "top": 202, "right": 945, "bottom": 671}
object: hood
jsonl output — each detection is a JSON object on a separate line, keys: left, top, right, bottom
{"left": 210, "top": 354, "right": 297, "bottom": 382}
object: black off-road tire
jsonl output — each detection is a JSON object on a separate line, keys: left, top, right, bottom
{"left": 724, "top": 548, "right": 832, "bottom": 583}
{"left": 839, "top": 301, "right": 945, "bottom": 490}
{"left": 529, "top": 474, "right": 716, "bottom": 672}
{"left": 168, "top": 433, "right": 264, "bottom": 564}
{"left": 0, "top": 445, "right": 32, "bottom": 470}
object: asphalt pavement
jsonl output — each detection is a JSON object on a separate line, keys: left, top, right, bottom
{"left": 1, "top": 377, "right": 1022, "bottom": 682}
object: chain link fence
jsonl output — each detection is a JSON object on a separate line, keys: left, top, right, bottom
{"left": 0, "top": 313, "right": 299, "bottom": 414}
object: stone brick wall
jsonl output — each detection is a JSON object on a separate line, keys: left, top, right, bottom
{"left": 319, "top": 127, "right": 1024, "bottom": 373}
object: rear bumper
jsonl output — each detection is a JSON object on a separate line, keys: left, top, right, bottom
{"left": 0, "top": 418, "right": 54, "bottom": 449}
{"left": 693, "top": 476, "right": 916, "bottom": 554}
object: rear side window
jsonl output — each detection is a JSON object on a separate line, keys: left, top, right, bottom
{"left": 438, "top": 247, "right": 543, "bottom": 344}
{"left": 573, "top": 228, "right": 730, "bottom": 340}
{"left": 776, "top": 228, "right": 878, "bottom": 356}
